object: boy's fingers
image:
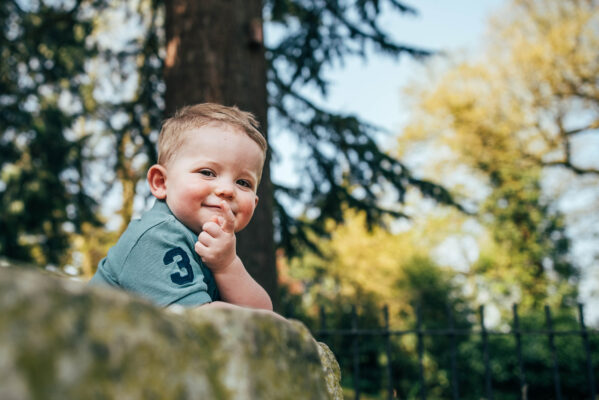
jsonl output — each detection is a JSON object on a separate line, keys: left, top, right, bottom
{"left": 219, "top": 201, "right": 236, "bottom": 233}
{"left": 197, "top": 231, "right": 213, "bottom": 246}
{"left": 194, "top": 241, "right": 211, "bottom": 263}
{"left": 201, "top": 221, "right": 226, "bottom": 238}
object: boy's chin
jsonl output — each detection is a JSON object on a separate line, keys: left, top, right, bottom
{"left": 195, "top": 211, "right": 222, "bottom": 230}
{"left": 199, "top": 209, "right": 222, "bottom": 221}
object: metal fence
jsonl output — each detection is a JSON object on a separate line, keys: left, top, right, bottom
{"left": 313, "top": 303, "right": 598, "bottom": 400}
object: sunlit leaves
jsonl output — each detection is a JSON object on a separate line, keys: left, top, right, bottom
{"left": 0, "top": 0, "right": 105, "bottom": 266}
{"left": 397, "top": 0, "right": 596, "bottom": 309}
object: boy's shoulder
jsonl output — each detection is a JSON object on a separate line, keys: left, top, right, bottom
{"left": 92, "top": 200, "right": 218, "bottom": 306}
{"left": 126, "top": 200, "right": 194, "bottom": 243}
{"left": 109, "top": 201, "right": 196, "bottom": 267}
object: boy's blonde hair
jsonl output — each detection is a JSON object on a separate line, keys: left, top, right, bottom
{"left": 158, "top": 103, "right": 268, "bottom": 167}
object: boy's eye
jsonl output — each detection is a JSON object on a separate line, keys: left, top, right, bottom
{"left": 199, "top": 169, "right": 215, "bottom": 177}
{"left": 237, "top": 179, "right": 252, "bottom": 188}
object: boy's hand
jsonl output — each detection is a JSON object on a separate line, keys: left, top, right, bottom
{"left": 194, "top": 201, "right": 273, "bottom": 311}
{"left": 195, "top": 201, "right": 238, "bottom": 273}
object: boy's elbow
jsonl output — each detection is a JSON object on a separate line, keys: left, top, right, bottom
{"left": 261, "top": 298, "right": 273, "bottom": 312}
{"left": 248, "top": 295, "right": 272, "bottom": 311}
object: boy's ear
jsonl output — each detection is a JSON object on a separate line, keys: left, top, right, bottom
{"left": 254, "top": 195, "right": 259, "bottom": 208}
{"left": 147, "top": 164, "right": 168, "bottom": 199}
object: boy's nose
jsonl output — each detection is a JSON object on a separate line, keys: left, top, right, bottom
{"left": 214, "top": 181, "right": 234, "bottom": 199}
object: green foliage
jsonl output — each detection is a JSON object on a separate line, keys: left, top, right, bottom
{"left": 276, "top": 1, "right": 598, "bottom": 395}
{"left": 293, "top": 243, "right": 597, "bottom": 398}
{"left": 396, "top": 0, "right": 596, "bottom": 309}
{"left": 0, "top": 0, "right": 104, "bottom": 266}
{"left": 475, "top": 167, "right": 577, "bottom": 309}
{"left": 278, "top": 216, "right": 475, "bottom": 395}
{"left": 398, "top": 256, "right": 468, "bottom": 323}
{"left": 452, "top": 308, "right": 598, "bottom": 400}
{"left": 264, "top": 0, "right": 463, "bottom": 256}
{"left": 1, "top": 0, "right": 460, "bottom": 271}
{"left": 306, "top": 299, "right": 599, "bottom": 399}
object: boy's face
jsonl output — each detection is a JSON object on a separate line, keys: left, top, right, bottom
{"left": 157, "top": 123, "right": 263, "bottom": 234}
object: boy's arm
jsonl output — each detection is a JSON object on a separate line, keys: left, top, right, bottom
{"left": 196, "top": 298, "right": 287, "bottom": 322}
{"left": 211, "top": 256, "right": 272, "bottom": 310}
{"left": 193, "top": 298, "right": 287, "bottom": 323}
{"left": 195, "top": 202, "right": 273, "bottom": 311}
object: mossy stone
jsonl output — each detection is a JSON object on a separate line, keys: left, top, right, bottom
{"left": 0, "top": 264, "right": 342, "bottom": 399}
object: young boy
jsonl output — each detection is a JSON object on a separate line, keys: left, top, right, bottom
{"left": 90, "top": 103, "right": 272, "bottom": 311}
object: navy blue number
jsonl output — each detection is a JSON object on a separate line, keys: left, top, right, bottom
{"left": 163, "top": 247, "right": 194, "bottom": 285}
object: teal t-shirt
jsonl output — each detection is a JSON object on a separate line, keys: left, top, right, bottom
{"left": 90, "top": 200, "right": 220, "bottom": 307}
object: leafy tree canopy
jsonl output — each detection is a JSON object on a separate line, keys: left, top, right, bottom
{"left": 0, "top": 0, "right": 104, "bottom": 266}
{"left": 397, "top": 0, "right": 598, "bottom": 309}
{"left": 263, "top": 0, "right": 463, "bottom": 255}
{"left": 1, "top": 0, "right": 461, "bottom": 270}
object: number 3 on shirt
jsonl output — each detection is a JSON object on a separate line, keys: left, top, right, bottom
{"left": 163, "top": 247, "right": 195, "bottom": 285}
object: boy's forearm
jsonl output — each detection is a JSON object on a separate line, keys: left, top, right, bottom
{"left": 197, "top": 301, "right": 288, "bottom": 322}
{"left": 212, "top": 256, "right": 273, "bottom": 311}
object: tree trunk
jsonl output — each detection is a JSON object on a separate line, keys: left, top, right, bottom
{"left": 164, "top": 0, "right": 277, "bottom": 306}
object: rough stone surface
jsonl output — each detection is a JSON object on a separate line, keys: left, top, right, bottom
{"left": 0, "top": 264, "right": 342, "bottom": 399}
{"left": 315, "top": 341, "right": 343, "bottom": 400}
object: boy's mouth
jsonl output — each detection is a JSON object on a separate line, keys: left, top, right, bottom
{"left": 203, "top": 203, "right": 236, "bottom": 215}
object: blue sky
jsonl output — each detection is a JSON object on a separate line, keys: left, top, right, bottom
{"left": 270, "top": 0, "right": 507, "bottom": 189}
{"left": 323, "top": 0, "right": 506, "bottom": 134}
{"left": 268, "top": 0, "right": 599, "bottom": 323}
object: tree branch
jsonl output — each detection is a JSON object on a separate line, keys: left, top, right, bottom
{"left": 542, "top": 160, "right": 599, "bottom": 176}
{"left": 324, "top": 0, "right": 431, "bottom": 58}
{"left": 564, "top": 120, "right": 599, "bottom": 136}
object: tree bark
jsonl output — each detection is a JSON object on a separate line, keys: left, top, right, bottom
{"left": 164, "top": 0, "right": 277, "bottom": 306}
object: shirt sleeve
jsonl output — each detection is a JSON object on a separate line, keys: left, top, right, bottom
{"left": 89, "top": 262, "right": 118, "bottom": 287}
{"left": 118, "top": 220, "right": 215, "bottom": 307}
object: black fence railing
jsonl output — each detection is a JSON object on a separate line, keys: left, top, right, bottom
{"left": 313, "top": 303, "right": 598, "bottom": 400}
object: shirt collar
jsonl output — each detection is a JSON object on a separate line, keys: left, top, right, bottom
{"left": 151, "top": 199, "right": 173, "bottom": 215}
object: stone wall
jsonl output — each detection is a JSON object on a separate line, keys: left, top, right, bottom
{"left": 0, "top": 264, "right": 341, "bottom": 399}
